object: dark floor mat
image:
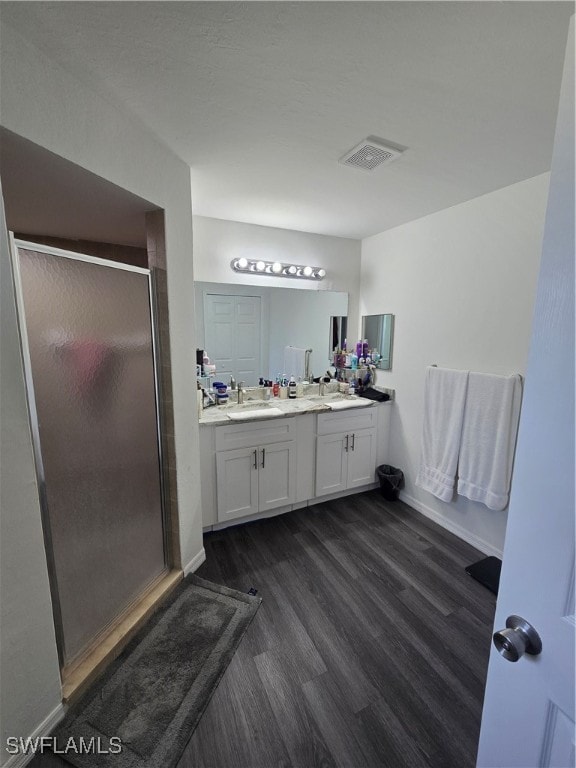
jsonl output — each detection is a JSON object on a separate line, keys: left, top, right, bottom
{"left": 465, "top": 556, "right": 502, "bottom": 595}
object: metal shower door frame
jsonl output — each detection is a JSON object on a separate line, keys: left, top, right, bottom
{"left": 8, "top": 235, "right": 169, "bottom": 669}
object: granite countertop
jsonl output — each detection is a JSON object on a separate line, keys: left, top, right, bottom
{"left": 199, "top": 386, "right": 393, "bottom": 426}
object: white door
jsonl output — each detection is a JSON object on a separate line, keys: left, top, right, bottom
{"left": 235, "top": 296, "right": 261, "bottom": 385}
{"left": 315, "top": 433, "right": 347, "bottom": 497}
{"left": 216, "top": 446, "right": 258, "bottom": 522}
{"left": 204, "top": 294, "right": 234, "bottom": 381}
{"left": 258, "top": 440, "right": 296, "bottom": 512}
{"left": 477, "top": 19, "right": 574, "bottom": 768}
{"left": 204, "top": 293, "right": 261, "bottom": 386}
{"left": 347, "top": 428, "right": 377, "bottom": 489}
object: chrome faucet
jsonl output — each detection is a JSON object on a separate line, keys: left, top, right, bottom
{"left": 237, "top": 381, "right": 245, "bottom": 405}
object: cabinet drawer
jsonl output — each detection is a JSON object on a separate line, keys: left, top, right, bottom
{"left": 317, "top": 407, "right": 377, "bottom": 435}
{"left": 215, "top": 416, "right": 297, "bottom": 451}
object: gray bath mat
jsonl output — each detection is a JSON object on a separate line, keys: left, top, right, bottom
{"left": 52, "top": 574, "right": 261, "bottom": 768}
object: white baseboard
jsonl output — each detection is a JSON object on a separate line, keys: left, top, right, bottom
{"left": 399, "top": 490, "right": 503, "bottom": 559}
{"left": 1, "top": 702, "right": 65, "bottom": 768}
{"left": 209, "top": 503, "right": 293, "bottom": 532}
{"left": 312, "top": 482, "right": 378, "bottom": 505}
{"left": 183, "top": 547, "right": 206, "bottom": 576}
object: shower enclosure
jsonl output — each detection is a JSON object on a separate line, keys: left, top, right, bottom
{"left": 11, "top": 239, "right": 167, "bottom": 668}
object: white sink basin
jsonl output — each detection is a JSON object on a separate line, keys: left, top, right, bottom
{"left": 227, "top": 406, "right": 284, "bottom": 421}
{"left": 326, "top": 398, "right": 372, "bottom": 410}
{"left": 307, "top": 393, "right": 373, "bottom": 410}
{"left": 218, "top": 400, "right": 273, "bottom": 411}
{"left": 307, "top": 392, "right": 348, "bottom": 402}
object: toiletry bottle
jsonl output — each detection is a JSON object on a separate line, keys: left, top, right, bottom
{"left": 356, "top": 340, "right": 363, "bottom": 359}
{"left": 273, "top": 378, "right": 279, "bottom": 398}
{"left": 288, "top": 375, "right": 297, "bottom": 399}
{"left": 363, "top": 339, "right": 369, "bottom": 357}
{"left": 351, "top": 352, "right": 358, "bottom": 370}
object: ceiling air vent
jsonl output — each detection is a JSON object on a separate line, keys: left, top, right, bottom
{"left": 340, "top": 136, "right": 405, "bottom": 172}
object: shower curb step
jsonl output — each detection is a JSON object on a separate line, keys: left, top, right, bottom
{"left": 61, "top": 569, "right": 182, "bottom": 705}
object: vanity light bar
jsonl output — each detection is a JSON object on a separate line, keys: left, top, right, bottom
{"left": 231, "top": 258, "right": 326, "bottom": 281}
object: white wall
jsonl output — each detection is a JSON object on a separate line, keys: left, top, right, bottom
{"left": 192, "top": 215, "right": 361, "bottom": 342}
{"left": 0, "top": 23, "right": 201, "bottom": 756}
{"left": 361, "top": 174, "right": 550, "bottom": 556}
{"left": 0, "top": 193, "right": 64, "bottom": 763}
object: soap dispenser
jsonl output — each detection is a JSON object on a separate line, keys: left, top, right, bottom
{"left": 288, "top": 375, "right": 297, "bottom": 399}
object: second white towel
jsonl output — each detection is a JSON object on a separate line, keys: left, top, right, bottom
{"left": 457, "top": 372, "right": 523, "bottom": 511}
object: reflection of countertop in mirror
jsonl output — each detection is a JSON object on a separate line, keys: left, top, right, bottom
{"left": 199, "top": 388, "right": 394, "bottom": 426}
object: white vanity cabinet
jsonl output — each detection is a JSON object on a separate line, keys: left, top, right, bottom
{"left": 200, "top": 400, "right": 391, "bottom": 530}
{"left": 315, "top": 409, "right": 378, "bottom": 497}
{"left": 214, "top": 417, "right": 297, "bottom": 523}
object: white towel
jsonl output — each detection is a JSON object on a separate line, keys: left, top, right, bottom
{"left": 283, "top": 346, "right": 307, "bottom": 380}
{"left": 457, "top": 373, "right": 522, "bottom": 511}
{"left": 416, "top": 366, "right": 469, "bottom": 502}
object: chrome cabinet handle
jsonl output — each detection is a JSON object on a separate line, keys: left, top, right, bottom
{"left": 345, "top": 434, "right": 349, "bottom": 452}
{"left": 261, "top": 448, "right": 265, "bottom": 468}
{"left": 253, "top": 449, "right": 258, "bottom": 469}
{"left": 493, "top": 615, "right": 542, "bottom": 662}
{"left": 351, "top": 433, "right": 355, "bottom": 451}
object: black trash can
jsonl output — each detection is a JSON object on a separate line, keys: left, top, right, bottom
{"left": 377, "top": 464, "right": 404, "bottom": 501}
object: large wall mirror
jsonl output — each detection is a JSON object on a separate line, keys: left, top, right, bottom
{"left": 361, "top": 314, "right": 394, "bottom": 370}
{"left": 195, "top": 281, "right": 348, "bottom": 385}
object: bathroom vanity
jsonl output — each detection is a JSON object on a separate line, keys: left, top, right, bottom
{"left": 199, "top": 395, "right": 392, "bottom": 530}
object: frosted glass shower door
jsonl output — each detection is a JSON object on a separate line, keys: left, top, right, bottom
{"left": 15, "top": 244, "right": 167, "bottom": 666}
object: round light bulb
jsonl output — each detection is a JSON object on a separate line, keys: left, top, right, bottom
{"left": 317, "top": 268, "right": 326, "bottom": 278}
{"left": 237, "top": 257, "right": 248, "bottom": 269}
{"left": 288, "top": 265, "right": 297, "bottom": 275}
{"left": 303, "top": 266, "right": 313, "bottom": 277}
{"left": 272, "top": 262, "right": 282, "bottom": 274}
{"left": 256, "top": 260, "right": 266, "bottom": 272}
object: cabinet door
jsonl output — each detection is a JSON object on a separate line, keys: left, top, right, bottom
{"left": 315, "top": 432, "right": 347, "bottom": 497}
{"left": 347, "top": 428, "right": 377, "bottom": 488}
{"left": 258, "top": 440, "right": 296, "bottom": 512}
{"left": 216, "top": 446, "right": 259, "bottom": 522}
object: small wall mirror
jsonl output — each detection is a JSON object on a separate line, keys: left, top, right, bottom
{"left": 330, "top": 316, "right": 348, "bottom": 357}
{"left": 361, "top": 314, "right": 394, "bottom": 370}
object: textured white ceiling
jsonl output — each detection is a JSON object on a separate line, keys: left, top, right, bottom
{"left": 1, "top": 2, "right": 573, "bottom": 239}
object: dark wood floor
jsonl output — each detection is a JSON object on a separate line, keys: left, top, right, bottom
{"left": 179, "top": 490, "right": 497, "bottom": 768}
{"left": 33, "top": 490, "right": 496, "bottom": 768}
